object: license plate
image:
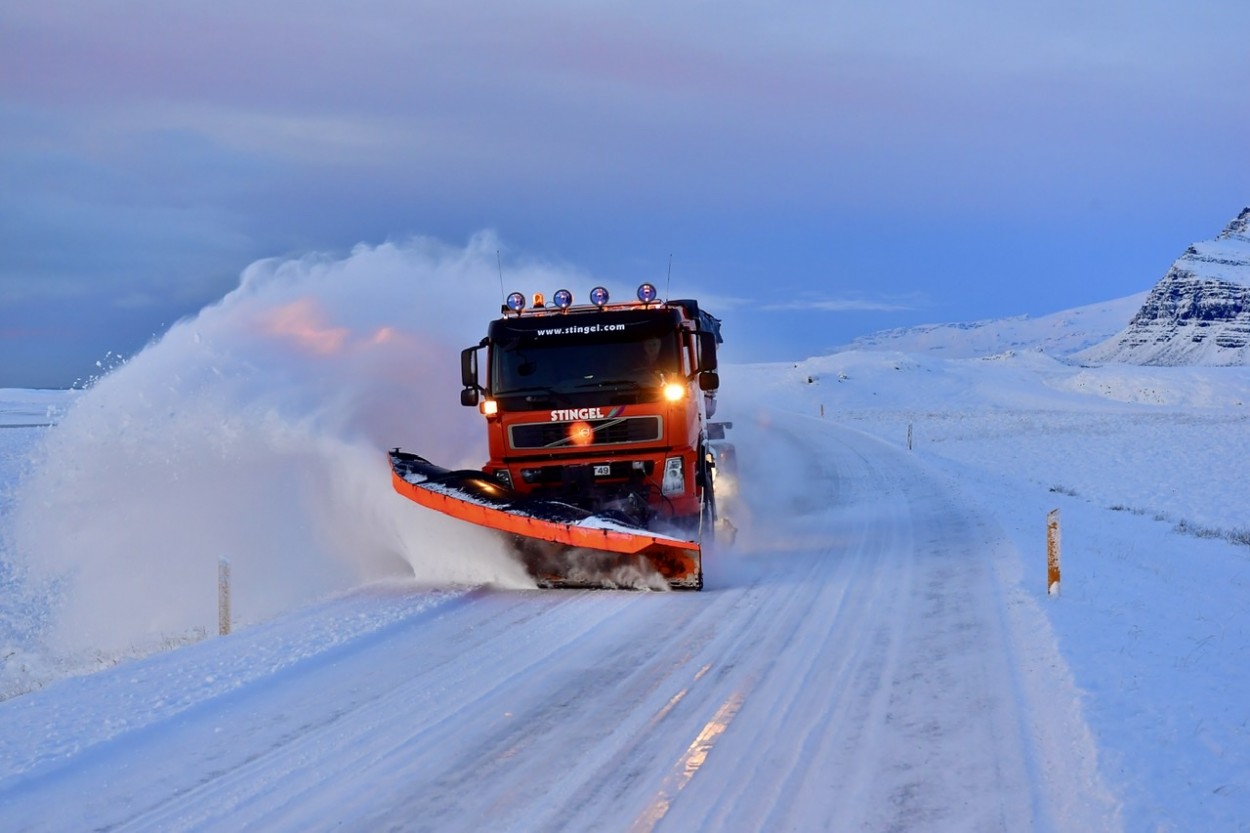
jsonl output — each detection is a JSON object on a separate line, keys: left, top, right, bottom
{"left": 594, "top": 465, "right": 611, "bottom": 476}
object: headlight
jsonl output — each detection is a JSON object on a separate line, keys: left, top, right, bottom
{"left": 553, "top": 289, "right": 573, "bottom": 309}
{"left": 493, "top": 469, "right": 513, "bottom": 488}
{"left": 637, "top": 282, "right": 658, "bottom": 303}
{"left": 590, "top": 286, "right": 610, "bottom": 307}
{"left": 505, "top": 292, "right": 526, "bottom": 313}
{"left": 663, "top": 382, "right": 685, "bottom": 402}
{"left": 662, "top": 456, "right": 685, "bottom": 495}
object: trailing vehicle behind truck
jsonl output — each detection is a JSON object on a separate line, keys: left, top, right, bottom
{"left": 389, "top": 282, "right": 729, "bottom": 589}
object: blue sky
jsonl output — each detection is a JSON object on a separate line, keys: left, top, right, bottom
{"left": 2, "top": 0, "right": 1247, "bottom": 387}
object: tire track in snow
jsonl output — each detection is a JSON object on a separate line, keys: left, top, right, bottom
{"left": 113, "top": 590, "right": 651, "bottom": 832}
{"left": 653, "top": 413, "right": 1061, "bottom": 832}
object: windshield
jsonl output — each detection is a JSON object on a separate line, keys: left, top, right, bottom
{"left": 492, "top": 331, "right": 680, "bottom": 400}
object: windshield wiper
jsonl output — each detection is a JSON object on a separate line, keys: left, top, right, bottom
{"left": 497, "top": 385, "right": 562, "bottom": 397}
{"left": 572, "top": 378, "right": 649, "bottom": 390}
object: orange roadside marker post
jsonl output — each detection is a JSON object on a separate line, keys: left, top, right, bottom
{"left": 1047, "top": 509, "right": 1061, "bottom": 597}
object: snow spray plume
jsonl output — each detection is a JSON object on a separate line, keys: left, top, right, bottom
{"left": 10, "top": 233, "right": 599, "bottom": 654}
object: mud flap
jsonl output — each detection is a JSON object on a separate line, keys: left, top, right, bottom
{"left": 389, "top": 450, "right": 703, "bottom": 589}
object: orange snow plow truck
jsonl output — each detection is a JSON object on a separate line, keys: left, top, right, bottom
{"left": 389, "top": 282, "right": 727, "bottom": 589}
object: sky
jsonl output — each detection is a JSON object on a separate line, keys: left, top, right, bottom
{"left": 2, "top": 0, "right": 1248, "bottom": 388}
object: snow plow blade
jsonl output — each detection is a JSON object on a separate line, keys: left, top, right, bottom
{"left": 389, "top": 450, "right": 703, "bottom": 589}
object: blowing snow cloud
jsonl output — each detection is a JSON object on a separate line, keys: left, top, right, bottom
{"left": 8, "top": 233, "right": 607, "bottom": 653}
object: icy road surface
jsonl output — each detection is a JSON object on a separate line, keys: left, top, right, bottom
{"left": 0, "top": 412, "right": 1116, "bottom": 831}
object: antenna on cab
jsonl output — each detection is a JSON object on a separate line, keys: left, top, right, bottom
{"left": 497, "top": 250, "right": 505, "bottom": 303}
{"left": 666, "top": 253, "right": 673, "bottom": 301}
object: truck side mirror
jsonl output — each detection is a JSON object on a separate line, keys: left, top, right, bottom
{"left": 698, "top": 370, "right": 720, "bottom": 392}
{"left": 460, "top": 346, "right": 479, "bottom": 388}
{"left": 461, "top": 344, "right": 484, "bottom": 406}
{"left": 696, "top": 332, "right": 719, "bottom": 372}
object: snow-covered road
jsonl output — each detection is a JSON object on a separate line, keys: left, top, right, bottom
{"left": 0, "top": 412, "right": 1116, "bottom": 831}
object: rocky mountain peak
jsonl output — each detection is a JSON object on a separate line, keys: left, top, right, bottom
{"left": 1078, "top": 208, "right": 1250, "bottom": 366}
{"left": 1219, "top": 207, "right": 1250, "bottom": 241}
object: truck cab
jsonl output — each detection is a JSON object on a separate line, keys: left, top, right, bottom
{"left": 460, "top": 283, "right": 722, "bottom": 534}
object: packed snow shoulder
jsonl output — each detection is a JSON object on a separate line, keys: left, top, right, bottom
{"left": 1080, "top": 207, "right": 1250, "bottom": 366}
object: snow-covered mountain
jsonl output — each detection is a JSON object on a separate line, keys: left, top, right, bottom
{"left": 1078, "top": 207, "right": 1250, "bottom": 366}
{"left": 842, "top": 293, "right": 1146, "bottom": 359}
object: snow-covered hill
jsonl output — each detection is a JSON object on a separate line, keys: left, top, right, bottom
{"left": 1080, "top": 207, "right": 1250, "bottom": 365}
{"left": 843, "top": 293, "right": 1146, "bottom": 359}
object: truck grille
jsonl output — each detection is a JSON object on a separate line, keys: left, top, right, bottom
{"left": 509, "top": 416, "right": 663, "bottom": 449}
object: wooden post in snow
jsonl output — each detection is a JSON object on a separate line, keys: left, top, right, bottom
{"left": 218, "top": 557, "right": 232, "bottom": 636}
{"left": 1047, "top": 510, "right": 1061, "bottom": 597}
